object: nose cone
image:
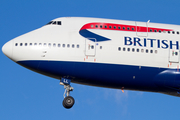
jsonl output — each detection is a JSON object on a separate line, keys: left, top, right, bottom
{"left": 2, "top": 40, "right": 13, "bottom": 59}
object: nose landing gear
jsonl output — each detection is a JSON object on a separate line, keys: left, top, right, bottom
{"left": 60, "top": 78, "right": 75, "bottom": 109}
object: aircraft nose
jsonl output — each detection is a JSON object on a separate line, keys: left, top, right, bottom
{"left": 2, "top": 40, "right": 13, "bottom": 59}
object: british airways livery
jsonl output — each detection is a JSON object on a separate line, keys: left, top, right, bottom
{"left": 2, "top": 17, "right": 180, "bottom": 109}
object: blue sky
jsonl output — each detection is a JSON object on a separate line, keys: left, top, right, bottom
{"left": 1, "top": 0, "right": 180, "bottom": 120}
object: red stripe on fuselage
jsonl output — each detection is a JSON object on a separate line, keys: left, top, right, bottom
{"left": 80, "top": 23, "right": 173, "bottom": 32}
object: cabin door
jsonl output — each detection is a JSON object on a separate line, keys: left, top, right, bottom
{"left": 169, "top": 45, "right": 179, "bottom": 63}
{"left": 85, "top": 38, "right": 96, "bottom": 56}
{"left": 136, "top": 21, "right": 148, "bottom": 37}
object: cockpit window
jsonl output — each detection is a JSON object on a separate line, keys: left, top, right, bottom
{"left": 46, "top": 21, "right": 53, "bottom": 25}
{"left": 52, "top": 21, "right": 56, "bottom": 24}
{"left": 46, "top": 21, "right": 61, "bottom": 25}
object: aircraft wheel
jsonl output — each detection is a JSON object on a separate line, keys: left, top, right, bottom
{"left": 63, "top": 96, "right": 75, "bottom": 109}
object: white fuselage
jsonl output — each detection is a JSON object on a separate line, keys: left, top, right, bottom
{"left": 2, "top": 17, "right": 180, "bottom": 97}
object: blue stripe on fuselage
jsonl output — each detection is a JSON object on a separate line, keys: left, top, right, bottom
{"left": 17, "top": 60, "right": 169, "bottom": 92}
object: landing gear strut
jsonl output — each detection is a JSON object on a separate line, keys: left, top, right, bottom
{"left": 60, "top": 78, "right": 75, "bottom": 109}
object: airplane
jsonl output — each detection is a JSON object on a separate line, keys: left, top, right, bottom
{"left": 2, "top": 17, "right": 180, "bottom": 109}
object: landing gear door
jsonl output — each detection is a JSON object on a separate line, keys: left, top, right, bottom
{"left": 85, "top": 38, "right": 96, "bottom": 56}
{"left": 169, "top": 46, "right": 179, "bottom": 63}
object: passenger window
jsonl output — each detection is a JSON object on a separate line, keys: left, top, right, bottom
{"left": 114, "top": 26, "right": 116, "bottom": 29}
{"left": 39, "top": 43, "right": 42, "bottom": 46}
{"left": 118, "top": 26, "right": 121, "bottom": 29}
{"left": 177, "top": 32, "right": 179, "bottom": 34}
{"left": 44, "top": 43, "right": 47, "bottom": 46}
{"left": 63, "top": 44, "right": 65, "bottom": 47}
{"left": 104, "top": 25, "right": 107, "bottom": 28}
{"left": 15, "top": 43, "right": 18, "bottom": 46}
{"left": 150, "top": 29, "right": 152, "bottom": 32}
{"left": 25, "top": 43, "right": 27, "bottom": 46}
{"left": 30, "top": 43, "right": 32, "bottom": 46}
{"left": 67, "top": 44, "right": 70, "bottom": 48}
{"left": 53, "top": 43, "right": 56, "bottom": 47}
{"left": 175, "top": 52, "right": 178, "bottom": 55}
{"left": 146, "top": 49, "right": 148, "bottom": 53}
{"left": 48, "top": 43, "right": 51, "bottom": 47}
{"left": 72, "top": 44, "right": 74, "bottom": 48}
{"left": 91, "top": 45, "right": 94, "bottom": 49}
{"left": 155, "top": 50, "right": 158, "bottom": 54}
{"left": 127, "top": 27, "right": 130, "bottom": 30}
{"left": 34, "top": 43, "right": 37, "bottom": 46}
{"left": 172, "top": 31, "right": 175, "bottom": 34}
{"left": 127, "top": 48, "right": 130, "bottom": 51}
{"left": 123, "top": 27, "right": 125, "bottom": 30}
{"left": 77, "top": 45, "right": 79, "bottom": 48}
{"left": 123, "top": 47, "right": 126, "bottom": 51}
{"left": 137, "top": 49, "right": 139, "bottom": 52}
{"left": 109, "top": 26, "right": 112, "bottom": 29}
{"left": 168, "top": 31, "right": 171, "bottom": 34}
{"left": 150, "top": 50, "right": 153, "bottom": 53}
{"left": 132, "top": 48, "right": 135, "bottom": 52}
{"left": 58, "top": 44, "right": 61, "bottom": 47}
{"left": 118, "top": 47, "right": 121, "bottom": 51}
{"left": 100, "top": 46, "right": 102, "bottom": 49}
{"left": 154, "top": 30, "right": 157, "bottom": 32}
{"left": 20, "top": 43, "right": 23, "bottom": 46}
{"left": 159, "top": 30, "right": 161, "bottom": 33}
{"left": 132, "top": 28, "right": 134, "bottom": 30}
{"left": 141, "top": 49, "right": 144, "bottom": 52}
{"left": 100, "top": 25, "right": 103, "bottom": 28}
{"left": 95, "top": 25, "right": 98, "bottom": 28}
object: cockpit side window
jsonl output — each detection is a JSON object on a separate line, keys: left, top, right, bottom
{"left": 57, "top": 21, "right": 61, "bottom": 25}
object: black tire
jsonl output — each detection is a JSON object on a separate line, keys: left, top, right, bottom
{"left": 62, "top": 96, "right": 75, "bottom": 109}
